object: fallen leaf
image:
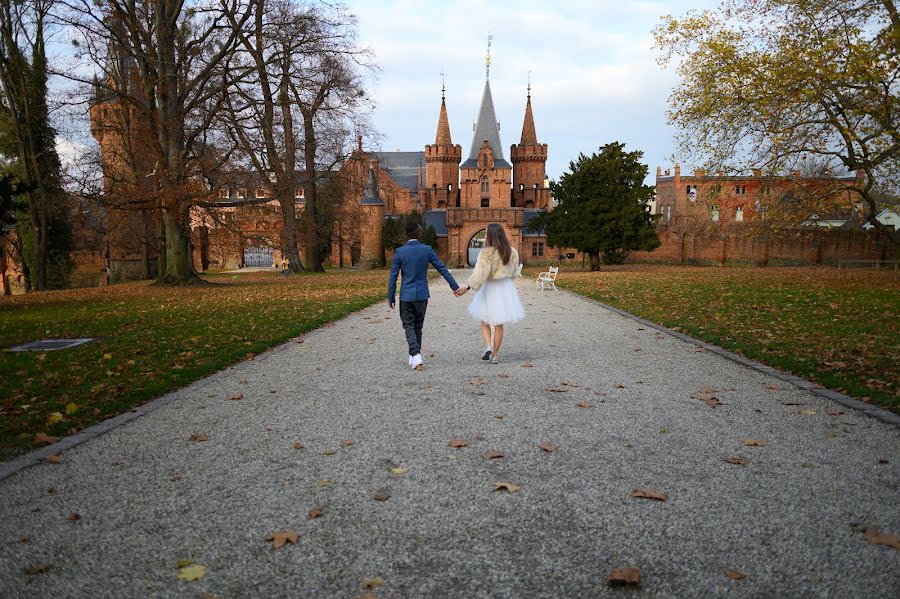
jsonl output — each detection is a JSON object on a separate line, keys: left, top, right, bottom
{"left": 390, "top": 467, "right": 409, "bottom": 475}
{"left": 266, "top": 530, "right": 299, "bottom": 549}
{"left": 725, "top": 569, "right": 746, "bottom": 580}
{"left": 64, "top": 402, "right": 79, "bottom": 416}
{"left": 190, "top": 433, "right": 208, "bottom": 442}
{"left": 824, "top": 360, "right": 847, "bottom": 368}
{"left": 228, "top": 393, "right": 243, "bottom": 401}
{"left": 292, "top": 442, "right": 304, "bottom": 449}
{"left": 631, "top": 488, "right": 668, "bottom": 501}
{"left": 448, "top": 438, "right": 469, "bottom": 448}
{"left": 374, "top": 488, "right": 391, "bottom": 501}
{"left": 538, "top": 442, "right": 559, "bottom": 453}
{"left": 318, "top": 479, "right": 331, "bottom": 487}
{"left": 175, "top": 559, "right": 194, "bottom": 569}
{"left": 799, "top": 409, "right": 816, "bottom": 416}
{"left": 493, "top": 482, "right": 521, "bottom": 493}
{"left": 863, "top": 528, "right": 900, "bottom": 550}
{"left": 607, "top": 567, "right": 641, "bottom": 587}
{"left": 24, "top": 563, "right": 52, "bottom": 575}
{"left": 724, "top": 457, "right": 747, "bottom": 465}
{"left": 699, "top": 386, "right": 718, "bottom": 394}
{"left": 522, "top": 363, "right": 534, "bottom": 368}
{"left": 46, "top": 412, "right": 63, "bottom": 426}
{"left": 46, "top": 454, "right": 62, "bottom": 464}
{"left": 561, "top": 382, "right": 581, "bottom": 388}
{"left": 782, "top": 401, "right": 804, "bottom": 406}
{"left": 469, "top": 378, "right": 487, "bottom": 386}
{"left": 498, "top": 373, "right": 509, "bottom": 379}
{"left": 363, "top": 577, "right": 385, "bottom": 589}
{"left": 308, "top": 508, "right": 323, "bottom": 519}
{"left": 765, "top": 384, "right": 782, "bottom": 391}
{"left": 545, "top": 386, "right": 569, "bottom": 393}
{"left": 66, "top": 513, "right": 81, "bottom": 521}
{"left": 322, "top": 449, "right": 336, "bottom": 456}
{"left": 741, "top": 438, "right": 766, "bottom": 446}
{"left": 697, "top": 392, "right": 722, "bottom": 408}
{"left": 494, "top": 414, "right": 504, "bottom": 419}
{"left": 340, "top": 439, "right": 354, "bottom": 447}
{"left": 177, "top": 564, "right": 206, "bottom": 581}
{"left": 615, "top": 384, "right": 626, "bottom": 389}
{"left": 482, "top": 451, "right": 505, "bottom": 460}
{"left": 34, "top": 432, "right": 59, "bottom": 444}
{"left": 576, "top": 400, "right": 593, "bottom": 409}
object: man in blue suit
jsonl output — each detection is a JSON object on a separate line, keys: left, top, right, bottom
{"left": 388, "top": 221, "right": 461, "bottom": 370}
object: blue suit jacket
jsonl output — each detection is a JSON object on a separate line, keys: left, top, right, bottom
{"left": 388, "top": 240, "right": 458, "bottom": 303}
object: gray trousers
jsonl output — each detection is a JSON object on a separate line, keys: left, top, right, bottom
{"left": 399, "top": 300, "right": 428, "bottom": 356}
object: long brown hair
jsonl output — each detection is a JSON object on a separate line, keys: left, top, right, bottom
{"left": 486, "top": 223, "right": 512, "bottom": 265}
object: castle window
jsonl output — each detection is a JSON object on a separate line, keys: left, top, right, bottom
{"left": 735, "top": 206, "right": 744, "bottom": 222}
{"left": 481, "top": 176, "right": 489, "bottom": 195}
{"left": 532, "top": 242, "right": 544, "bottom": 257}
{"left": 481, "top": 198, "right": 490, "bottom": 208}
{"left": 711, "top": 205, "right": 720, "bottom": 222}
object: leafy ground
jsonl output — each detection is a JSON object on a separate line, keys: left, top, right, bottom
{"left": 0, "top": 271, "right": 387, "bottom": 460}
{"left": 549, "top": 266, "right": 899, "bottom": 412}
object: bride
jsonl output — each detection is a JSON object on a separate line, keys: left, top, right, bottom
{"left": 457, "top": 223, "right": 525, "bottom": 364}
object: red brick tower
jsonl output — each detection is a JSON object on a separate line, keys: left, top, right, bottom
{"left": 510, "top": 84, "right": 549, "bottom": 209}
{"left": 424, "top": 84, "right": 462, "bottom": 209}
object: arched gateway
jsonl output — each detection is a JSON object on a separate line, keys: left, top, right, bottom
{"left": 467, "top": 229, "right": 486, "bottom": 266}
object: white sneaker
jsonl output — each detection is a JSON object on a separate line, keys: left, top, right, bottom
{"left": 408, "top": 355, "right": 413, "bottom": 366}
{"left": 411, "top": 354, "right": 424, "bottom": 370}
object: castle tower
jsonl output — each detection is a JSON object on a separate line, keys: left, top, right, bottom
{"left": 459, "top": 47, "right": 512, "bottom": 210}
{"left": 359, "top": 162, "right": 386, "bottom": 267}
{"left": 424, "top": 83, "right": 462, "bottom": 209}
{"left": 510, "top": 84, "right": 549, "bottom": 209}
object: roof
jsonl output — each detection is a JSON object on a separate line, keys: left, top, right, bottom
{"left": 370, "top": 151, "right": 426, "bottom": 192}
{"left": 464, "top": 79, "right": 510, "bottom": 169}
{"left": 423, "top": 210, "right": 448, "bottom": 236}
{"left": 522, "top": 209, "right": 545, "bottom": 236}
{"left": 360, "top": 165, "right": 384, "bottom": 206}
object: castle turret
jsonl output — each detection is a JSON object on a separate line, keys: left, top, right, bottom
{"left": 424, "top": 84, "right": 462, "bottom": 209}
{"left": 510, "top": 84, "right": 549, "bottom": 209}
{"left": 360, "top": 162, "right": 386, "bottom": 267}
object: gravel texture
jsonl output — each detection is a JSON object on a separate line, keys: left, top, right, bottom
{"left": 1, "top": 273, "right": 898, "bottom": 598}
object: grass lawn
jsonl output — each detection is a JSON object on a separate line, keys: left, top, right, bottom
{"left": 0, "top": 270, "right": 387, "bottom": 460}
{"left": 551, "top": 266, "right": 899, "bottom": 412}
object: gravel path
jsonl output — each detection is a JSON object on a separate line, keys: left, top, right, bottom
{"left": 1, "top": 273, "right": 898, "bottom": 598}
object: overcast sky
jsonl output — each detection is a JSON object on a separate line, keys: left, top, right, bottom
{"left": 352, "top": 0, "right": 718, "bottom": 183}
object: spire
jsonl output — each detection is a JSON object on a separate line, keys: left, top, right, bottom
{"left": 466, "top": 78, "right": 507, "bottom": 165}
{"left": 520, "top": 85, "right": 537, "bottom": 145}
{"left": 360, "top": 162, "right": 384, "bottom": 206}
{"left": 435, "top": 80, "right": 452, "bottom": 146}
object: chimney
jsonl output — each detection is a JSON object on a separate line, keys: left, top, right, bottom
{"left": 656, "top": 166, "right": 661, "bottom": 177}
{"left": 694, "top": 169, "right": 705, "bottom": 177}
{"left": 752, "top": 168, "right": 761, "bottom": 177}
{"left": 674, "top": 163, "right": 681, "bottom": 177}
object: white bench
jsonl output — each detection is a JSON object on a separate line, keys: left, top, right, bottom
{"left": 536, "top": 266, "right": 559, "bottom": 291}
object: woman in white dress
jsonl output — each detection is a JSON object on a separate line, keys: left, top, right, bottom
{"left": 457, "top": 223, "right": 524, "bottom": 364}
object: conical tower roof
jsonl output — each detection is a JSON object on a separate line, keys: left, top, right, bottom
{"left": 360, "top": 163, "right": 384, "bottom": 206}
{"left": 520, "top": 91, "right": 537, "bottom": 145}
{"left": 435, "top": 97, "right": 452, "bottom": 146}
{"left": 464, "top": 79, "right": 509, "bottom": 167}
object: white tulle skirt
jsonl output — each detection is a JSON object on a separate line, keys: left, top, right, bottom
{"left": 468, "top": 277, "right": 525, "bottom": 325}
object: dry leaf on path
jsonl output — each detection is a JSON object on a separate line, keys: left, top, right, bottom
{"left": 799, "top": 409, "right": 816, "bottom": 415}
{"left": 498, "top": 373, "right": 509, "bottom": 379}
{"left": 177, "top": 564, "right": 206, "bottom": 581}
{"left": 308, "top": 508, "right": 323, "bottom": 519}
{"left": 725, "top": 569, "right": 746, "bottom": 580}
{"left": 35, "top": 432, "right": 59, "bottom": 444}
{"left": 24, "top": 563, "right": 51, "bottom": 575}
{"left": 318, "top": 479, "right": 331, "bottom": 487}
{"left": 46, "top": 454, "right": 62, "bottom": 464}
{"left": 448, "top": 438, "right": 469, "bottom": 448}
{"left": 266, "top": 530, "right": 299, "bottom": 549}
{"left": 863, "top": 528, "right": 900, "bottom": 550}
{"left": 522, "top": 363, "right": 534, "bottom": 368}
{"left": 391, "top": 467, "right": 409, "bottom": 475}
{"left": 724, "top": 457, "right": 747, "bottom": 465}
{"left": 697, "top": 392, "right": 722, "bottom": 408}
{"left": 374, "top": 488, "right": 391, "bottom": 501}
{"left": 631, "top": 488, "right": 668, "bottom": 501}
{"left": 538, "top": 442, "right": 559, "bottom": 453}
{"left": 482, "top": 451, "right": 505, "bottom": 460}
{"left": 782, "top": 401, "right": 804, "bottom": 406}
{"left": 576, "top": 401, "right": 593, "bottom": 409}
{"left": 363, "top": 577, "right": 385, "bottom": 589}
{"left": 765, "top": 384, "right": 782, "bottom": 391}
{"left": 545, "top": 386, "right": 569, "bottom": 393}
{"left": 228, "top": 393, "right": 243, "bottom": 401}
{"left": 292, "top": 442, "right": 304, "bottom": 449}
{"left": 741, "top": 438, "right": 767, "bottom": 447}
{"left": 469, "top": 378, "right": 487, "bottom": 385}
{"left": 322, "top": 449, "right": 336, "bottom": 456}
{"left": 190, "top": 433, "right": 208, "bottom": 442}
{"left": 66, "top": 513, "right": 81, "bottom": 521}
{"left": 699, "top": 386, "right": 718, "bottom": 394}
{"left": 493, "top": 482, "right": 521, "bottom": 493}
{"left": 561, "top": 382, "right": 581, "bottom": 388}
{"left": 340, "top": 439, "right": 354, "bottom": 447}
{"left": 607, "top": 567, "right": 641, "bottom": 587}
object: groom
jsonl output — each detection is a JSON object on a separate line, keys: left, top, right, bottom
{"left": 388, "top": 222, "right": 462, "bottom": 370}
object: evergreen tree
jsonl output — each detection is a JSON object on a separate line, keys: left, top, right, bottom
{"left": 382, "top": 210, "right": 438, "bottom": 251}
{"left": 529, "top": 142, "right": 659, "bottom": 269}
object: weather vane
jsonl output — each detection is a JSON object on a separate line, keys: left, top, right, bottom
{"left": 441, "top": 70, "right": 445, "bottom": 99}
{"left": 485, "top": 34, "right": 493, "bottom": 79}
{"left": 527, "top": 68, "right": 532, "bottom": 97}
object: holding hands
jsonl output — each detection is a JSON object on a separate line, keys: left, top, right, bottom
{"left": 454, "top": 286, "right": 469, "bottom": 297}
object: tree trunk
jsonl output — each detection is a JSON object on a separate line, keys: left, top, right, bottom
{"left": 279, "top": 197, "right": 304, "bottom": 271}
{"left": 141, "top": 210, "right": 151, "bottom": 279}
{"left": 589, "top": 251, "right": 601, "bottom": 271}
{"left": 156, "top": 212, "right": 167, "bottom": 278}
{"left": 158, "top": 207, "right": 199, "bottom": 284}
{"left": 302, "top": 118, "right": 324, "bottom": 272}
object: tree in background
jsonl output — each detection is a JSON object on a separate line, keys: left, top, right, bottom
{"left": 0, "top": 0, "right": 70, "bottom": 290}
{"left": 655, "top": 0, "right": 900, "bottom": 246}
{"left": 382, "top": 210, "right": 437, "bottom": 251}
{"left": 528, "top": 142, "right": 659, "bottom": 269}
